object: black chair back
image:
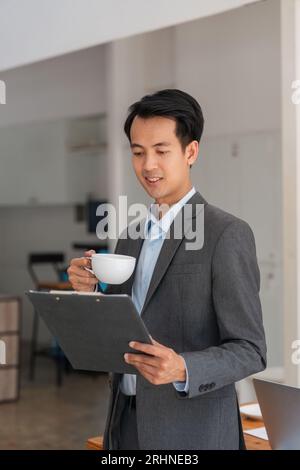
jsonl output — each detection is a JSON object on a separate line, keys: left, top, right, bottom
{"left": 28, "top": 252, "right": 65, "bottom": 288}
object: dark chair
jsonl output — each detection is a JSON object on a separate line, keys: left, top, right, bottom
{"left": 28, "top": 252, "right": 72, "bottom": 386}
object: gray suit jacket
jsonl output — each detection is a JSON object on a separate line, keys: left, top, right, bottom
{"left": 102, "top": 190, "right": 267, "bottom": 450}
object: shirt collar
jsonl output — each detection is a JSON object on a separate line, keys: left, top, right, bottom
{"left": 144, "top": 186, "right": 196, "bottom": 238}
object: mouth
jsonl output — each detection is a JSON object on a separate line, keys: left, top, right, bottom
{"left": 144, "top": 176, "right": 163, "bottom": 186}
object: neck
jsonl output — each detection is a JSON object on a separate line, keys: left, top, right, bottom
{"left": 154, "top": 182, "right": 193, "bottom": 219}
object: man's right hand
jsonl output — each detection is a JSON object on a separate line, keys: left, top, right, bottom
{"left": 67, "top": 249, "right": 99, "bottom": 292}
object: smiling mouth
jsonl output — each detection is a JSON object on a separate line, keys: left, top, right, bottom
{"left": 145, "top": 176, "right": 163, "bottom": 184}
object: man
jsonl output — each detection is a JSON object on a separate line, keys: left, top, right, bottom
{"left": 67, "top": 89, "right": 267, "bottom": 450}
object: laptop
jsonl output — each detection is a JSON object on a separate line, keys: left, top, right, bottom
{"left": 253, "top": 378, "right": 300, "bottom": 450}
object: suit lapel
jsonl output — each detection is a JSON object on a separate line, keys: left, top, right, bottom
{"left": 140, "top": 190, "right": 207, "bottom": 317}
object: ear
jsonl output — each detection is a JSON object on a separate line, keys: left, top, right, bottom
{"left": 186, "top": 140, "right": 199, "bottom": 167}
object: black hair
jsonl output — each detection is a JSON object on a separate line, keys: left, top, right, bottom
{"left": 124, "top": 89, "right": 204, "bottom": 153}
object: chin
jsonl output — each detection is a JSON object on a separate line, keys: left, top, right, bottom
{"left": 147, "top": 187, "right": 165, "bottom": 199}
{"left": 140, "top": 182, "right": 159, "bottom": 198}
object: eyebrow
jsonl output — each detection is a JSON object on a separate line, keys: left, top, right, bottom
{"left": 130, "top": 142, "right": 171, "bottom": 149}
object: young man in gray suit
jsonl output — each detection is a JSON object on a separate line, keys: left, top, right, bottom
{"left": 68, "top": 89, "right": 267, "bottom": 450}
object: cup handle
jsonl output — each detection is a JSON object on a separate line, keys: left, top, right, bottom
{"left": 84, "top": 256, "right": 95, "bottom": 275}
{"left": 84, "top": 266, "right": 95, "bottom": 275}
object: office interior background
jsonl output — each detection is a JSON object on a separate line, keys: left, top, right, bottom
{"left": 0, "top": 0, "right": 299, "bottom": 449}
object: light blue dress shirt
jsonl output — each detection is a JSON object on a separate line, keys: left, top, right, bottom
{"left": 120, "top": 186, "right": 196, "bottom": 396}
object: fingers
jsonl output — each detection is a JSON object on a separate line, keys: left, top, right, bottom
{"left": 125, "top": 353, "right": 158, "bottom": 369}
{"left": 67, "top": 255, "right": 98, "bottom": 292}
{"left": 70, "top": 256, "right": 91, "bottom": 268}
{"left": 69, "top": 274, "right": 98, "bottom": 290}
{"left": 84, "top": 249, "right": 96, "bottom": 258}
{"left": 132, "top": 363, "right": 157, "bottom": 380}
{"left": 125, "top": 359, "right": 157, "bottom": 380}
{"left": 71, "top": 281, "right": 98, "bottom": 292}
{"left": 68, "top": 270, "right": 98, "bottom": 285}
{"left": 129, "top": 341, "right": 165, "bottom": 358}
{"left": 69, "top": 265, "right": 96, "bottom": 280}
{"left": 69, "top": 275, "right": 98, "bottom": 290}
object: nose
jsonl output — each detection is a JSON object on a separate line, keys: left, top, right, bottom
{"left": 142, "top": 152, "right": 159, "bottom": 173}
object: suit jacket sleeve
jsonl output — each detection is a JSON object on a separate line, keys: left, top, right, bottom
{"left": 176, "top": 219, "right": 267, "bottom": 399}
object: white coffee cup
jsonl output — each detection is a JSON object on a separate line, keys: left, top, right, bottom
{"left": 90, "top": 253, "right": 136, "bottom": 285}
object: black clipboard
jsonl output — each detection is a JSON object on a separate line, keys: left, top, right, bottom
{"left": 25, "top": 290, "right": 152, "bottom": 374}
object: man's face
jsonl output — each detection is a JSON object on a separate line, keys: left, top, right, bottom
{"left": 130, "top": 116, "right": 198, "bottom": 206}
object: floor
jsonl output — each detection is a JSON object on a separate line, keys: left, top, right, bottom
{"left": 0, "top": 345, "right": 110, "bottom": 449}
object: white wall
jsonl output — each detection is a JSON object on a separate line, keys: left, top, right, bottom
{"left": 0, "top": 0, "right": 261, "bottom": 72}
{"left": 175, "top": 0, "right": 281, "bottom": 137}
{"left": 0, "top": 45, "right": 107, "bottom": 128}
{"left": 0, "top": 45, "right": 108, "bottom": 342}
{"left": 281, "top": 0, "right": 300, "bottom": 386}
{"left": 0, "top": 0, "right": 283, "bottom": 369}
{"left": 105, "top": 27, "right": 175, "bottom": 220}
{"left": 109, "top": 0, "right": 282, "bottom": 366}
{"left": 175, "top": 0, "right": 282, "bottom": 366}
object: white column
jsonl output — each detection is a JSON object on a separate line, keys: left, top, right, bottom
{"left": 104, "top": 38, "right": 146, "bottom": 251}
{"left": 282, "top": 0, "right": 300, "bottom": 385}
{"left": 104, "top": 29, "right": 175, "bottom": 251}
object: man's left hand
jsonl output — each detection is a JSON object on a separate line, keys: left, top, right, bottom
{"left": 124, "top": 337, "right": 186, "bottom": 385}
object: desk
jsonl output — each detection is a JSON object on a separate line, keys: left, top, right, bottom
{"left": 243, "top": 415, "right": 271, "bottom": 450}
{"left": 87, "top": 436, "right": 104, "bottom": 450}
{"left": 87, "top": 415, "right": 270, "bottom": 450}
{"left": 37, "top": 281, "right": 72, "bottom": 290}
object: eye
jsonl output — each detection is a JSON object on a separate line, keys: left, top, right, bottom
{"left": 157, "top": 150, "right": 168, "bottom": 155}
{"left": 133, "top": 152, "right": 143, "bottom": 157}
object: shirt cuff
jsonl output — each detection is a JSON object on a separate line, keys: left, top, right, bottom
{"left": 173, "top": 355, "right": 189, "bottom": 393}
